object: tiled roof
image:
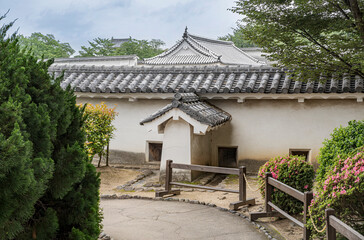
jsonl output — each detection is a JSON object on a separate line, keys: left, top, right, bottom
{"left": 142, "top": 28, "right": 264, "bottom": 66}
{"left": 49, "top": 64, "right": 364, "bottom": 94}
{"left": 140, "top": 93, "right": 231, "bottom": 127}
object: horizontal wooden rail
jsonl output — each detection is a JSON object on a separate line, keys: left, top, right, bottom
{"left": 268, "top": 201, "right": 304, "bottom": 228}
{"left": 170, "top": 182, "right": 239, "bottom": 193}
{"left": 171, "top": 163, "right": 239, "bottom": 175}
{"left": 268, "top": 177, "right": 304, "bottom": 202}
{"left": 326, "top": 209, "right": 364, "bottom": 240}
{"left": 156, "top": 160, "right": 255, "bottom": 210}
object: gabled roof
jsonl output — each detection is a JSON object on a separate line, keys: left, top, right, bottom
{"left": 140, "top": 93, "right": 231, "bottom": 127}
{"left": 49, "top": 64, "right": 364, "bottom": 94}
{"left": 142, "top": 28, "right": 265, "bottom": 66}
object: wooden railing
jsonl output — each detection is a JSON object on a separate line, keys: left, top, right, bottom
{"left": 326, "top": 209, "right": 364, "bottom": 240}
{"left": 156, "top": 160, "right": 256, "bottom": 210}
{"left": 249, "top": 172, "right": 313, "bottom": 240}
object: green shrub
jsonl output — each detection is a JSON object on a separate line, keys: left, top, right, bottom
{"left": 258, "top": 155, "right": 315, "bottom": 214}
{"left": 317, "top": 120, "right": 364, "bottom": 181}
{"left": 308, "top": 150, "right": 364, "bottom": 237}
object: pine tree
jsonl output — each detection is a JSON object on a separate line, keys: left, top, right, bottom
{"left": 0, "top": 14, "right": 101, "bottom": 239}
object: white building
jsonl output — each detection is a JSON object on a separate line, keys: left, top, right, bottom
{"left": 50, "top": 29, "right": 364, "bottom": 180}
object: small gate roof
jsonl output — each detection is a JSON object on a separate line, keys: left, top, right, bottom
{"left": 140, "top": 93, "right": 231, "bottom": 127}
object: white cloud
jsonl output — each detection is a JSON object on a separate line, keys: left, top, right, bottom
{"left": 0, "top": 0, "right": 241, "bottom": 53}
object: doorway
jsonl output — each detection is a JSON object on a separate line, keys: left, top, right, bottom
{"left": 218, "top": 147, "right": 237, "bottom": 168}
{"left": 148, "top": 143, "right": 163, "bottom": 162}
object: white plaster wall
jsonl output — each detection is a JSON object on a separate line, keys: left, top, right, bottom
{"left": 76, "top": 97, "right": 169, "bottom": 155}
{"left": 160, "top": 118, "right": 192, "bottom": 180}
{"left": 160, "top": 119, "right": 191, "bottom": 166}
{"left": 208, "top": 99, "right": 364, "bottom": 169}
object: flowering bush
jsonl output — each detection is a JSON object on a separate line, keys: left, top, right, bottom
{"left": 79, "top": 102, "right": 117, "bottom": 166}
{"left": 317, "top": 120, "right": 364, "bottom": 181}
{"left": 307, "top": 150, "right": 364, "bottom": 237}
{"left": 258, "top": 155, "right": 315, "bottom": 214}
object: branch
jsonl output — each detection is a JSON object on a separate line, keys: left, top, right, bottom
{"left": 293, "top": 28, "right": 364, "bottom": 77}
{"left": 343, "top": 0, "right": 364, "bottom": 45}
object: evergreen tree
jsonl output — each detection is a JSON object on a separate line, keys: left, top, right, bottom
{"left": 0, "top": 14, "right": 101, "bottom": 239}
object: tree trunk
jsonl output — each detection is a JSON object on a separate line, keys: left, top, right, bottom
{"left": 106, "top": 141, "right": 109, "bottom": 167}
{"left": 97, "top": 153, "right": 102, "bottom": 168}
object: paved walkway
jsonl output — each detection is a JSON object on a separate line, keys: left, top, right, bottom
{"left": 101, "top": 199, "right": 267, "bottom": 240}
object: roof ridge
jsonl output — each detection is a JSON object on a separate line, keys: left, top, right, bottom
{"left": 187, "top": 35, "right": 220, "bottom": 59}
{"left": 188, "top": 34, "right": 233, "bottom": 45}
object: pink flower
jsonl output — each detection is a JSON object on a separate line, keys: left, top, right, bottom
{"left": 355, "top": 177, "right": 360, "bottom": 183}
{"left": 304, "top": 185, "right": 308, "bottom": 189}
{"left": 340, "top": 189, "right": 346, "bottom": 194}
{"left": 332, "top": 192, "right": 337, "bottom": 198}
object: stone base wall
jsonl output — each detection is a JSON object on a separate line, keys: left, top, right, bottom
{"left": 95, "top": 150, "right": 146, "bottom": 165}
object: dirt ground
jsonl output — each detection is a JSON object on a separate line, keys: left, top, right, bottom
{"left": 97, "top": 167, "right": 303, "bottom": 240}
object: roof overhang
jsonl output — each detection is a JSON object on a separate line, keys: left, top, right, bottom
{"left": 142, "top": 108, "right": 211, "bottom": 135}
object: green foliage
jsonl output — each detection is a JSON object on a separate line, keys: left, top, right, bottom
{"left": 308, "top": 150, "right": 364, "bottom": 237}
{"left": 317, "top": 120, "right": 364, "bottom": 181}
{"left": 81, "top": 102, "right": 117, "bottom": 167}
{"left": 18, "top": 32, "right": 75, "bottom": 59}
{"left": 78, "top": 37, "right": 165, "bottom": 59}
{"left": 0, "top": 14, "right": 101, "bottom": 239}
{"left": 258, "top": 155, "right": 315, "bottom": 214}
{"left": 218, "top": 24, "right": 256, "bottom": 48}
{"left": 114, "top": 38, "right": 165, "bottom": 59}
{"left": 231, "top": 0, "right": 364, "bottom": 80}
{"left": 78, "top": 37, "right": 115, "bottom": 57}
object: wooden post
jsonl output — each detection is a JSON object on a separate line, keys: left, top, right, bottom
{"left": 303, "top": 191, "right": 313, "bottom": 240}
{"left": 229, "top": 166, "right": 255, "bottom": 210}
{"left": 239, "top": 166, "right": 246, "bottom": 202}
{"left": 165, "top": 160, "right": 172, "bottom": 191}
{"left": 326, "top": 208, "right": 336, "bottom": 240}
{"left": 155, "top": 160, "right": 180, "bottom": 197}
{"left": 265, "top": 172, "right": 273, "bottom": 213}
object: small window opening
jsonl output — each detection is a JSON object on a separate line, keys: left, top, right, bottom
{"left": 218, "top": 147, "right": 237, "bottom": 168}
{"left": 290, "top": 149, "right": 310, "bottom": 161}
{"left": 149, "top": 143, "right": 162, "bottom": 162}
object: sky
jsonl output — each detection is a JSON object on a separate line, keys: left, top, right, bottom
{"left": 1, "top": 0, "right": 242, "bottom": 53}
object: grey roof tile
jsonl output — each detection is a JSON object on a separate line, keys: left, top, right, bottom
{"left": 48, "top": 64, "right": 364, "bottom": 94}
{"left": 143, "top": 29, "right": 265, "bottom": 66}
{"left": 140, "top": 93, "right": 231, "bottom": 127}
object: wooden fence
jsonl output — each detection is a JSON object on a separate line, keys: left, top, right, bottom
{"left": 156, "top": 160, "right": 256, "bottom": 210}
{"left": 249, "top": 172, "right": 313, "bottom": 240}
{"left": 326, "top": 209, "right": 364, "bottom": 240}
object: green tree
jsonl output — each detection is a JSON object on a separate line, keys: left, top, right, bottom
{"left": 114, "top": 38, "right": 165, "bottom": 58}
{"left": 78, "top": 37, "right": 165, "bottom": 59}
{"left": 19, "top": 32, "right": 74, "bottom": 59}
{"left": 218, "top": 24, "right": 256, "bottom": 48}
{"left": 81, "top": 102, "right": 117, "bottom": 167}
{"left": 0, "top": 14, "right": 101, "bottom": 239}
{"left": 78, "top": 37, "right": 115, "bottom": 57}
{"left": 231, "top": 0, "right": 364, "bottom": 80}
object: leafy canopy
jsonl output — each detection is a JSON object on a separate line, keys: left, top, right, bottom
{"left": 78, "top": 37, "right": 165, "bottom": 59}
{"left": 218, "top": 24, "right": 257, "bottom": 48}
{"left": 231, "top": 0, "right": 364, "bottom": 80}
{"left": 18, "top": 32, "right": 75, "bottom": 59}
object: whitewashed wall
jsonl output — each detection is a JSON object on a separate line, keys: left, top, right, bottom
{"left": 77, "top": 96, "right": 364, "bottom": 171}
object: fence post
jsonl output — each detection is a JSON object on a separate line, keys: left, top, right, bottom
{"left": 265, "top": 172, "right": 273, "bottom": 213}
{"left": 325, "top": 208, "right": 336, "bottom": 240}
{"left": 303, "top": 191, "right": 313, "bottom": 240}
{"left": 239, "top": 166, "right": 246, "bottom": 202}
{"left": 165, "top": 160, "right": 173, "bottom": 192}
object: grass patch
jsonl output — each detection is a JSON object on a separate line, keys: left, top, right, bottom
{"left": 224, "top": 174, "right": 238, "bottom": 184}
